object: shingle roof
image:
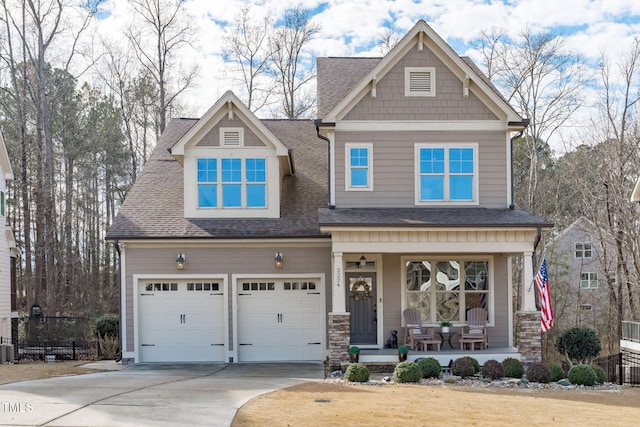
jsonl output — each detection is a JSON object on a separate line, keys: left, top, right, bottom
{"left": 318, "top": 208, "right": 553, "bottom": 228}
{"left": 106, "top": 119, "right": 329, "bottom": 240}
{"left": 316, "top": 57, "right": 381, "bottom": 118}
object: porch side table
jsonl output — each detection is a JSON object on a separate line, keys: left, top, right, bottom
{"left": 436, "top": 331, "right": 458, "bottom": 349}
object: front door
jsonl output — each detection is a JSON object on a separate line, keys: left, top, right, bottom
{"left": 346, "top": 273, "right": 377, "bottom": 345}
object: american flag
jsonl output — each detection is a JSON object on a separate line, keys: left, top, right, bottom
{"left": 534, "top": 258, "right": 554, "bottom": 333}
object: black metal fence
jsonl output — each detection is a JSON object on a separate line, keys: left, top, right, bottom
{"left": 621, "top": 350, "right": 640, "bottom": 386}
{"left": 1, "top": 336, "right": 96, "bottom": 361}
{"left": 593, "top": 353, "right": 621, "bottom": 384}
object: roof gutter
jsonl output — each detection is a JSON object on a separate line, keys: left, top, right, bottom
{"left": 315, "top": 120, "right": 335, "bottom": 209}
{"left": 509, "top": 119, "right": 529, "bottom": 209}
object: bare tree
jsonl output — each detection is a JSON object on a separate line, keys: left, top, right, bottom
{"left": 224, "top": 7, "right": 276, "bottom": 112}
{"left": 377, "top": 27, "right": 399, "bottom": 55}
{"left": 127, "top": 0, "right": 198, "bottom": 136}
{"left": 269, "top": 6, "right": 320, "bottom": 119}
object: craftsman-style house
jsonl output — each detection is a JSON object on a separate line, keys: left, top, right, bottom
{"left": 0, "top": 130, "right": 18, "bottom": 345}
{"left": 107, "top": 21, "right": 552, "bottom": 368}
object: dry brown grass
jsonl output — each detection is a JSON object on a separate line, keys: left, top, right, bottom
{"left": 0, "top": 360, "right": 94, "bottom": 385}
{"left": 232, "top": 382, "right": 640, "bottom": 426}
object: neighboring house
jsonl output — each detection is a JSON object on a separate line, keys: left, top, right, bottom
{"left": 545, "top": 218, "right": 613, "bottom": 339}
{"left": 106, "top": 20, "right": 552, "bottom": 368}
{"left": 0, "top": 130, "right": 18, "bottom": 344}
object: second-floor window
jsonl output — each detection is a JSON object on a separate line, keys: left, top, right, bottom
{"left": 346, "top": 144, "right": 372, "bottom": 190}
{"left": 197, "top": 157, "right": 266, "bottom": 208}
{"left": 580, "top": 272, "right": 598, "bottom": 289}
{"left": 575, "top": 242, "right": 592, "bottom": 258}
{"left": 415, "top": 145, "right": 477, "bottom": 204}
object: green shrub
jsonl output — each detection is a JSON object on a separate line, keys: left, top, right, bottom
{"left": 591, "top": 365, "right": 606, "bottom": 384}
{"left": 344, "top": 363, "right": 370, "bottom": 382}
{"left": 398, "top": 345, "right": 409, "bottom": 354}
{"left": 93, "top": 314, "right": 119, "bottom": 338}
{"left": 451, "top": 357, "right": 476, "bottom": 378}
{"left": 526, "top": 362, "right": 550, "bottom": 383}
{"left": 482, "top": 359, "right": 504, "bottom": 380}
{"left": 416, "top": 357, "right": 442, "bottom": 378}
{"left": 393, "top": 361, "right": 422, "bottom": 383}
{"left": 556, "top": 326, "right": 601, "bottom": 364}
{"left": 463, "top": 356, "right": 480, "bottom": 373}
{"left": 548, "top": 363, "right": 565, "bottom": 382}
{"left": 349, "top": 346, "right": 360, "bottom": 355}
{"left": 568, "top": 364, "right": 596, "bottom": 386}
{"left": 502, "top": 357, "right": 524, "bottom": 378}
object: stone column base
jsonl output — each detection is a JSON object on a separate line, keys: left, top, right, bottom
{"left": 516, "top": 311, "right": 542, "bottom": 367}
{"left": 328, "top": 312, "right": 350, "bottom": 371}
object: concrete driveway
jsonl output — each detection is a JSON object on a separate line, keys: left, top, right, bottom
{"left": 0, "top": 362, "right": 324, "bottom": 426}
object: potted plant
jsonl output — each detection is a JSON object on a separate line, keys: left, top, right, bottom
{"left": 440, "top": 321, "right": 452, "bottom": 334}
{"left": 398, "top": 345, "right": 409, "bottom": 362}
{"left": 349, "top": 346, "right": 360, "bottom": 363}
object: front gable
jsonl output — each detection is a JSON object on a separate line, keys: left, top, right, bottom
{"left": 172, "top": 91, "right": 291, "bottom": 219}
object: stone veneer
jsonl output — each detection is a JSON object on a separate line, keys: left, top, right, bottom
{"left": 328, "top": 312, "right": 351, "bottom": 370}
{"left": 516, "top": 311, "right": 542, "bottom": 367}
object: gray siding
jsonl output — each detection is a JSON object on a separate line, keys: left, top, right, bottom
{"left": 334, "top": 131, "right": 507, "bottom": 208}
{"left": 124, "top": 244, "right": 332, "bottom": 353}
{"left": 344, "top": 46, "right": 497, "bottom": 121}
{"left": 195, "top": 115, "right": 266, "bottom": 147}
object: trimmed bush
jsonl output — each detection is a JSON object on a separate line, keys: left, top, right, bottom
{"left": 526, "top": 362, "right": 550, "bottom": 383}
{"left": 451, "top": 357, "right": 476, "bottom": 378}
{"left": 591, "top": 365, "right": 606, "bottom": 384}
{"left": 344, "top": 363, "right": 370, "bottom": 382}
{"left": 393, "top": 361, "right": 423, "bottom": 383}
{"left": 502, "top": 357, "right": 524, "bottom": 378}
{"left": 416, "top": 357, "right": 442, "bottom": 379}
{"left": 556, "top": 326, "right": 601, "bottom": 364}
{"left": 93, "top": 314, "right": 119, "bottom": 338}
{"left": 568, "top": 364, "right": 596, "bottom": 386}
{"left": 548, "top": 363, "right": 565, "bottom": 382}
{"left": 482, "top": 359, "right": 504, "bottom": 380}
{"left": 463, "top": 356, "right": 481, "bottom": 374}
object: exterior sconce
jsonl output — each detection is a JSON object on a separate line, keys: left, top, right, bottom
{"left": 359, "top": 255, "right": 367, "bottom": 268}
{"left": 176, "top": 253, "right": 186, "bottom": 270}
{"left": 275, "top": 252, "right": 284, "bottom": 268}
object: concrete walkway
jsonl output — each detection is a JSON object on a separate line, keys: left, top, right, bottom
{"left": 0, "top": 362, "right": 324, "bottom": 426}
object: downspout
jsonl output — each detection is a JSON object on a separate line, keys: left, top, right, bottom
{"left": 315, "top": 121, "right": 335, "bottom": 209}
{"left": 114, "top": 240, "right": 123, "bottom": 363}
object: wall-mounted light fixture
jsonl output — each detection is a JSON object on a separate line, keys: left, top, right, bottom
{"left": 275, "top": 252, "right": 284, "bottom": 268}
{"left": 359, "top": 255, "right": 367, "bottom": 268}
{"left": 176, "top": 253, "right": 186, "bottom": 270}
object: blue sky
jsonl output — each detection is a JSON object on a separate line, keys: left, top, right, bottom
{"left": 95, "top": 0, "right": 640, "bottom": 149}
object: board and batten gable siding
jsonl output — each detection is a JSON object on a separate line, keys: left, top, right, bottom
{"left": 194, "top": 115, "right": 266, "bottom": 147}
{"left": 343, "top": 44, "right": 498, "bottom": 122}
{"left": 381, "top": 253, "right": 510, "bottom": 348}
{"left": 122, "top": 244, "right": 332, "bottom": 353}
{"left": 334, "top": 131, "right": 508, "bottom": 208}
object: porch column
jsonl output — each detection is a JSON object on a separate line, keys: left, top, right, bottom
{"left": 521, "top": 251, "right": 537, "bottom": 311}
{"left": 331, "top": 251, "right": 346, "bottom": 313}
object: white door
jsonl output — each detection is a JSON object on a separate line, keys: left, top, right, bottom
{"left": 237, "top": 279, "right": 323, "bottom": 362}
{"left": 138, "top": 280, "right": 225, "bottom": 362}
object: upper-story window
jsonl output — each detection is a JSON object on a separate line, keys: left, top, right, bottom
{"left": 345, "top": 143, "right": 372, "bottom": 191}
{"left": 0, "top": 190, "right": 5, "bottom": 216}
{"left": 415, "top": 144, "right": 477, "bottom": 204}
{"left": 197, "top": 157, "right": 266, "bottom": 208}
{"left": 405, "top": 67, "right": 436, "bottom": 97}
{"left": 575, "top": 242, "right": 592, "bottom": 258}
{"left": 580, "top": 272, "right": 598, "bottom": 289}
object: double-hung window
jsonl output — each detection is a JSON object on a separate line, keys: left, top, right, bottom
{"left": 580, "top": 272, "right": 598, "bottom": 289}
{"left": 416, "top": 144, "right": 477, "bottom": 204}
{"left": 575, "top": 242, "right": 592, "bottom": 259}
{"left": 345, "top": 144, "right": 372, "bottom": 190}
{"left": 197, "top": 157, "right": 266, "bottom": 208}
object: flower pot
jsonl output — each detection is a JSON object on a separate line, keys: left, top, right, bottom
{"left": 350, "top": 353, "right": 359, "bottom": 363}
{"left": 398, "top": 353, "right": 407, "bottom": 362}
{"left": 442, "top": 327, "right": 450, "bottom": 333}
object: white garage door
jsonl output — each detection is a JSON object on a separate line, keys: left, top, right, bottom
{"left": 237, "top": 279, "right": 323, "bottom": 362}
{"left": 138, "top": 280, "right": 225, "bottom": 362}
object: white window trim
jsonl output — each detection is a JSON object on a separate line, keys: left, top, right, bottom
{"left": 580, "top": 272, "right": 598, "bottom": 289}
{"left": 405, "top": 67, "right": 436, "bottom": 97}
{"left": 414, "top": 143, "right": 479, "bottom": 206}
{"left": 400, "top": 255, "right": 494, "bottom": 326}
{"left": 220, "top": 127, "right": 244, "bottom": 147}
{"left": 575, "top": 242, "right": 593, "bottom": 259}
{"left": 345, "top": 143, "right": 373, "bottom": 192}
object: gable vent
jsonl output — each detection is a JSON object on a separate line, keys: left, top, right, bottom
{"left": 405, "top": 67, "right": 436, "bottom": 97}
{"left": 223, "top": 130, "right": 241, "bottom": 147}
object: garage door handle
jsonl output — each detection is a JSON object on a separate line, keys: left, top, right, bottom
{"left": 307, "top": 342, "right": 321, "bottom": 345}
{"left": 142, "top": 344, "right": 155, "bottom": 347}
{"left": 307, "top": 292, "right": 321, "bottom": 295}
{"left": 210, "top": 344, "right": 224, "bottom": 346}
{"left": 211, "top": 293, "right": 223, "bottom": 295}
{"left": 239, "top": 343, "right": 253, "bottom": 346}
